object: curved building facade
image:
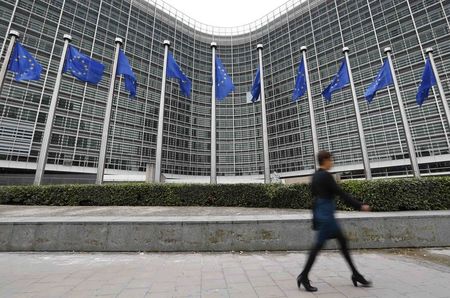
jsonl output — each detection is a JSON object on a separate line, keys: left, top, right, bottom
{"left": 0, "top": 0, "right": 450, "bottom": 183}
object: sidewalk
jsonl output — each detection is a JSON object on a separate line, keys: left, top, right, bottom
{"left": 0, "top": 249, "right": 449, "bottom": 297}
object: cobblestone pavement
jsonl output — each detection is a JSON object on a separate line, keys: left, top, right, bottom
{"left": 0, "top": 249, "right": 449, "bottom": 298}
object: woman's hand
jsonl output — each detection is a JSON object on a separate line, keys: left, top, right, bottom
{"left": 360, "top": 204, "right": 371, "bottom": 212}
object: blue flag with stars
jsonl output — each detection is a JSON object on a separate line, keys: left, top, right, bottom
{"left": 117, "top": 49, "right": 137, "bottom": 98}
{"left": 416, "top": 57, "right": 437, "bottom": 106}
{"left": 215, "top": 55, "right": 234, "bottom": 100}
{"left": 364, "top": 58, "right": 393, "bottom": 103}
{"left": 292, "top": 57, "right": 307, "bottom": 102}
{"left": 7, "top": 42, "right": 42, "bottom": 81}
{"left": 166, "top": 52, "right": 191, "bottom": 98}
{"left": 250, "top": 68, "right": 261, "bottom": 103}
{"left": 322, "top": 59, "right": 350, "bottom": 102}
{"left": 63, "top": 45, "right": 104, "bottom": 84}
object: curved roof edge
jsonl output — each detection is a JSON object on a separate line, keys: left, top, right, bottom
{"left": 140, "top": 0, "right": 311, "bottom": 36}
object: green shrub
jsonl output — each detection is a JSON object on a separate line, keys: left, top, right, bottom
{"left": 0, "top": 177, "right": 449, "bottom": 211}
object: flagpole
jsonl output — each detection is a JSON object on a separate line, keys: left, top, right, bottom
{"left": 34, "top": 34, "right": 72, "bottom": 185}
{"left": 210, "top": 42, "right": 217, "bottom": 184}
{"left": 0, "top": 30, "right": 19, "bottom": 94}
{"left": 426, "top": 47, "right": 450, "bottom": 134}
{"left": 384, "top": 47, "right": 420, "bottom": 178}
{"left": 155, "top": 40, "right": 170, "bottom": 183}
{"left": 256, "top": 44, "right": 270, "bottom": 184}
{"left": 301, "top": 46, "right": 319, "bottom": 170}
{"left": 96, "top": 37, "right": 123, "bottom": 185}
{"left": 342, "top": 47, "right": 372, "bottom": 180}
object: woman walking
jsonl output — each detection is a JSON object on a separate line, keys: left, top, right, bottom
{"left": 297, "top": 150, "right": 372, "bottom": 292}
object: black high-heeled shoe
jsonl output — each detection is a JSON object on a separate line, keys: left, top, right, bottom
{"left": 351, "top": 273, "right": 372, "bottom": 287}
{"left": 297, "top": 274, "right": 318, "bottom": 292}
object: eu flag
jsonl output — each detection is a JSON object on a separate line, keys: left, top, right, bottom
{"left": 250, "top": 68, "right": 261, "bottom": 103}
{"left": 364, "top": 59, "right": 393, "bottom": 103}
{"left": 215, "top": 55, "right": 234, "bottom": 100}
{"left": 416, "top": 57, "right": 437, "bottom": 106}
{"left": 166, "top": 52, "right": 192, "bottom": 98}
{"left": 322, "top": 59, "right": 350, "bottom": 102}
{"left": 7, "top": 42, "right": 42, "bottom": 81}
{"left": 117, "top": 49, "right": 137, "bottom": 98}
{"left": 292, "top": 57, "right": 307, "bottom": 102}
{"left": 63, "top": 45, "right": 104, "bottom": 84}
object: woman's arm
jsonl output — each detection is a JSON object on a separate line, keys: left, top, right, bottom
{"left": 327, "top": 174, "right": 363, "bottom": 210}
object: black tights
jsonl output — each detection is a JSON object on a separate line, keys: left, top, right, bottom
{"left": 301, "top": 229, "right": 358, "bottom": 278}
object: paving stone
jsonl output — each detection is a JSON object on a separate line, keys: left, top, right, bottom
{"left": 335, "top": 285, "right": 372, "bottom": 297}
{"left": 145, "top": 291, "right": 176, "bottom": 298}
{"left": 126, "top": 278, "right": 153, "bottom": 289}
{"left": 269, "top": 271, "right": 294, "bottom": 281}
{"left": 315, "top": 293, "right": 347, "bottom": 298}
{"left": 118, "top": 288, "right": 150, "bottom": 297}
{"left": 253, "top": 285, "right": 285, "bottom": 297}
{"left": 150, "top": 282, "right": 176, "bottom": 293}
{"left": 282, "top": 289, "right": 316, "bottom": 297}
{"left": 224, "top": 274, "right": 249, "bottom": 284}
{"left": 248, "top": 276, "right": 276, "bottom": 287}
{"left": 0, "top": 250, "right": 449, "bottom": 298}
{"left": 201, "top": 272, "right": 225, "bottom": 280}
{"left": 228, "top": 292, "right": 258, "bottom": 298}
{"left": 200, "top": 288, "right": 229, "bottom": 298}
{"left": 223, "top": 282, "right": 251, "bottom": 290}
{"left": 63, "top": 290, "right": 98, "bottom": 298}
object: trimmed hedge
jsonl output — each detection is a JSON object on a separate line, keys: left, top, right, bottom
{"left": 0, "top": 177, "right": 449, "bottom": 211}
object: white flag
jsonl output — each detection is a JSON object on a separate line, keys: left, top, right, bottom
{"left": 246, "top": 91, "right": 260, "bottom": 103}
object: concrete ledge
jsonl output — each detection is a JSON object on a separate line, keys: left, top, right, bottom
{"left": 0, "top": 207, "right": 449, "bottom": 252}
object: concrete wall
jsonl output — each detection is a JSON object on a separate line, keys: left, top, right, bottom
{"left": 1, "top": 211, "right": 449, "bottom": 252}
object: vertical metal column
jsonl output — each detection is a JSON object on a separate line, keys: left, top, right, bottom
{"left": 0, "top": 30, "right": 19, "bottom": 93}
{"left": 0, "top": 0, "right": 19, "bottom": 63}
{"left": 210, "top": 42, "right": 217, "bottom": 184}
{"left": 384, "top": 47, "right": 420, "bottom": 178}
{"left": 154, "top": 40, "right": 170, "bottom": 183}
{"left": 34, "top": 34, "right": 72, "bottom": 185}
{"left": 96, "top": 37, "right": 123, "bottom": 184}
{"left": 256, "top": 44, "right": 270, "bottom": 183}
{"left": 301, "top": 46, "right": 319, "bottom": 170}
{"left": 343, "top": 47, "right": 372, "bottom": 179}
{"left": 426, "top": 48, "right": 450, "bottom": 135}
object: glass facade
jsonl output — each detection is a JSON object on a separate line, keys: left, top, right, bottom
{"left": 0, "top": 0, "right": 450, "bottom": 180}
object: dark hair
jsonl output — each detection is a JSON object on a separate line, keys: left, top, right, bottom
{"left": 317, "top": 150, "right": 332, "bottom": 166}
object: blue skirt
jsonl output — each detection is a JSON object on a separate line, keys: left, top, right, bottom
{"left": 313, "top": 198, "right": 341, "bottom": 243}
